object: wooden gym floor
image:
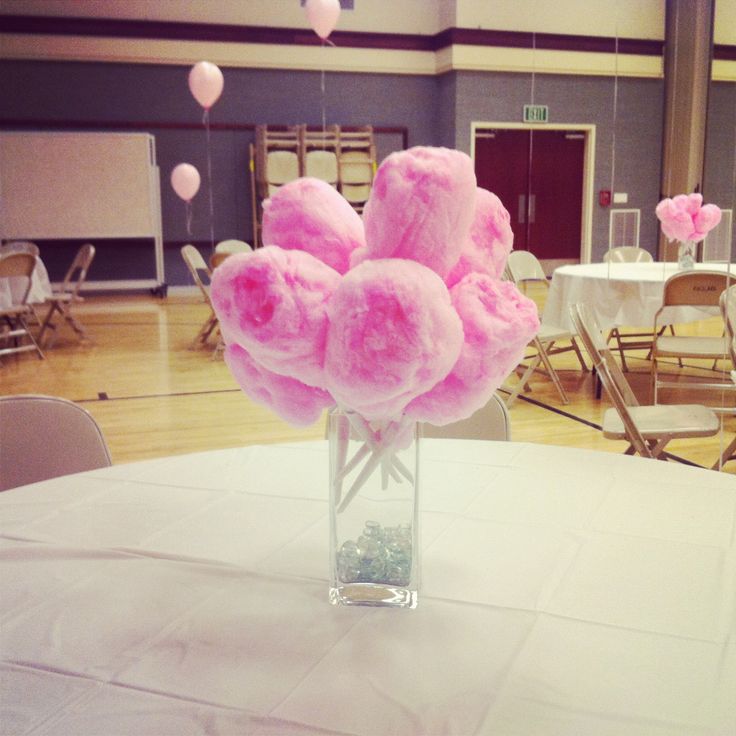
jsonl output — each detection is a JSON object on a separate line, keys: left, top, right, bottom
{"left": 1, "top": 286, "right": 734, "bottom": 477}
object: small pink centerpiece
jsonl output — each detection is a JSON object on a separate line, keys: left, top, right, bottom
{"left": 656, "top": 193, "right": 722, "bottom": 268}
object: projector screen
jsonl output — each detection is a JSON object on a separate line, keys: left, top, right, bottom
{"left": 0, "top": 132, "right": 164, "bottom": 288}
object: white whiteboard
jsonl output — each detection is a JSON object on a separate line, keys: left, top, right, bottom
{"left": 0, "top": 132, "right": 164, "bottom": 288}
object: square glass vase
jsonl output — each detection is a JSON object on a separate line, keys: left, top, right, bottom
{"left": 328, "top": 409, "right": 419, "bottom": 608}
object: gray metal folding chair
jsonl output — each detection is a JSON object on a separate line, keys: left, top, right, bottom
{"left": 421, "top": 393, "right": 511, "bottom": 441}
{"left": 571, "top": 303, "right": 719, "bottom": 460}
{"left": 0, "top": 252, "right": 45, "bottom": 362}
{"left": 504, "top": 250, "right": 587, "bottom": 406}
{"left": 37, "top": 243, "right": 95, "bottom": 347}
{"left": 0, "top": 394, "right": 111, "bottom": 491}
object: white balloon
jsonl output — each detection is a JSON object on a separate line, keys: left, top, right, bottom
{"left": 171, "top": 163, "right": 201, "bottom": 202}
{"left": 305, "top": 0, "right": 341, "bottom": 40}
{"left": 188, "top": 61, "right": 224, "bottom": 109}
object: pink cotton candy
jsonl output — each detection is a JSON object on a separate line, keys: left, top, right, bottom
{"left": 406, "top": 274, "right": 539, "bottom": 426}
{"left": 446, "top": 188, "right": 514, "bottom": 287}
{"left": 211, "top": 246, "right": 340, "bottom": 387}
{"left": 225, "top": 343, "right": 333, "bottom": 426}
{"left": 656, "top": 193, "right": 722, "bottom": 243}
{"left": 262, "top": 177, "right": 365, "bottom": 274}
{"left": 353, "top": 147, "right": 477, "bottom": 278}
{"left": 324, "top": 259, "right": 464, "bottom": 421}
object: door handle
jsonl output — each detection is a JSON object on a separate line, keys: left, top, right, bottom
{"left": 518, "top": 194, "right": 526, "bottom": 224}
{"left": 529, "top": 194, "right": 536, "bottom": 224}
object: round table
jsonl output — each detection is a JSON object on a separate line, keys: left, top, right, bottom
{"left": 543, "top": 261, "right": 735, "bottom": 332}
{"left": 1, "top": 440, "right": 734, "bottom": 735}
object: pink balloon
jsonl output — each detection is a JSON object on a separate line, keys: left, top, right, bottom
{"left": 170, "top": 163, "right": 201, "bottom": 202}
{"left": 188, "top": 61, "right": 224, "bottom": 110}
{"left": 305, "top": 0, "right": 341, "bottom": 40}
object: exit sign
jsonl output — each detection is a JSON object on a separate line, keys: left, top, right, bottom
{"left": 523, "top": 104, "right": 549, "bottom": 123}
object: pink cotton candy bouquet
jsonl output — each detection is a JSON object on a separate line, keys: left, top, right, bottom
{"left": 211, "top": 146, "right": 539, "bottom": 430}
{"left": 211, "top": 146, "right": 539, "bottom": 503}
{"left": 655, "top": 193, "right": 722, "bottom": 244}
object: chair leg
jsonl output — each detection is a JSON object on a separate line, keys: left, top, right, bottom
{"left": 712, "top": 434, "right": 736, "bottom": 471}
{"left": 37, "top": 302, "right": 61, "bottom": 347}
{"left": 535, "top": 339, "right": 569, "bottom": 404}
{"left": 570, "top": 336, "right": 588, "bottom": 372}
{"left": 505, "top": 356, "right": 541, "bottom": 408}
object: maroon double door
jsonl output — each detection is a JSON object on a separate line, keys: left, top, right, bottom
{"left": 474, "top": 128, "right": 586, "bottom": 260}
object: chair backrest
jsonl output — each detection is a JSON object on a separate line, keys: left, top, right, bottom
{"left": 0, "top": 252, "right": 36, "bottom": 305}
{"left": 505, "top": 250, "right": 548, "bottom": 285}
{"left": 210, "top": 251, "right": 230, "bottom": 270}
{"left": 266, "top": 150, "right": 300, "bottom": 195}
{"left": 215, "top": 240, "right": 252, "bottom": 255}
{"left": 305, "top": 150, "right": 338, "bottom": 186}
{"left": 181, "top": 244, "right": 211, "bottom": 300}
{"left": 60, "top": 243, "right": 95, "bottom": 297}
{"left": 603, "top": 246, "right": 653, "bottom": 263}
{"left": 421, "top": 393, "right": 511, "bottom": 441}
{"left": 0, "top": 394, "right": 112, "bottom": 491}
{"left": 569, "top": 303, "right": 651, "bottom": 456}
{"left": 660, "top": 270, "right": 730, "bottom": 308}
{"left": 1, "top": 241, "right": 40, "bottom": 258}
{"left": 720, "top": 284, "right": 736, "bottom": 365}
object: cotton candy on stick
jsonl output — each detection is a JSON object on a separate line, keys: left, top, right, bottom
{"left": 324, "top": 258, "right": 464, "bottom": 421}
{"left": 407, "top": 274, "right": 540, "bottom": 426}
{"left": 262, "top": 178, "right": 366, "bottom": 274}
{"left": 446, "top": 188, "right": 514, "bottom": 287}
{"left": 656, "top": 193, "right": 722, "bottom": 242}
{"left": 225, "top": 343, "right": 334, "bottom": 427}
{"left": 211, "top": 246, "right": 340, "bottom": 388}
{"left": 352, "top": 147, "right": 477, "bottom": 279}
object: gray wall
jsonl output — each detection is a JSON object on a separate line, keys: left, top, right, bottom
{"left": 1, "top": 59, "right": 733, "bottom": 284}
{"left": 451, "top": 71, "right": 667, "bottom": 261}
{"left": 0, "top": 60, "right": 437, "bottom": 285}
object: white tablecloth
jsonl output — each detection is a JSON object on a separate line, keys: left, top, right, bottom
{"left": 0, "top": 257, "right": 52, "bottom": 309}
{"left": 1, "top": 440, "right": 734, "bottom": 735}
{"left": 544, "top": 262, "right": 735, "bottom": 332}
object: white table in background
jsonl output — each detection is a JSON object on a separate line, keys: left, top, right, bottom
{"left": 1, "top": 440, "right": 734, "bottom": 735}
{"left": 0, "top": 256, "right": 52, "bottom": 309}
{"left": 544, "top": 261, "right": 735, "bottom": 332}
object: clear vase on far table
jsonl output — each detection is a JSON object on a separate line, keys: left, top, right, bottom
{"left": 677, "top": 240, "right": 696, "bottom": 270}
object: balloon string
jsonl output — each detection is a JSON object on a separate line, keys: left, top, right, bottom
{"left": 203, "top": 108, "right": 216, "bottom": 253}
{"left": 321, "top": 40, "right": 327, "bottom": 147}
{"left": 185, "top": 200, "right": 193, "bottom": 236}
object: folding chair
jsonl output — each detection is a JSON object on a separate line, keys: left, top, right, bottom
{"left": 304, "top": 125, "right": 340, "bottom": 188}
{"left": 651, "top": 270, "right": 731, "bottom": 403}
{"left": 504, "top": 250, "right": 587, "bottom": 406}
{"left": 711, "top": 285, "right": 736, "bottom": 470}
{"left": 181, "top": 244, "right": 219, "bottom": 349}
{"left": 602, "top": 246, "right": 653, "bottom": 264}
{"left": 215, "top": 240, "right": 252, "bottom": 255}
{"left": 602, "top": 246, "right": 660, "bottom": 370}
{"left": 571, "top": 302, "right": 719, "bottom": 460}
{"left": 0, "top": 394, "right": 111, "bottom": 490}
{"left": 421, "top": 393, "right": 510, "bottom": 441}
{"left": 338, "top": 126, "right": 376, "bottom": 214}
{"left": 37, "top": 243, "right": 95, "bottom": 347}
{"left": 0, "top": 252, "right": 45, "bottom": 362}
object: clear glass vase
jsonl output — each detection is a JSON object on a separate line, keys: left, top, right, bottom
{"left": 328, "top": 409, "right": 419, "bottom": 608}
{"left": 677, "top": 240, "right": 696, "bottom": 270}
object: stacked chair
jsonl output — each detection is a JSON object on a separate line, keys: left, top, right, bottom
{"left": 250, "top": 125, "right": 377, "bottom": 247}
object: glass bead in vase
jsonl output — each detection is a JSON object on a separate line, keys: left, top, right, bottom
{"left": 328, "top": 409, "right": 419, "bottom": 608}
{"left": 677, "top": 240, "right": 696, "bottom": 270}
